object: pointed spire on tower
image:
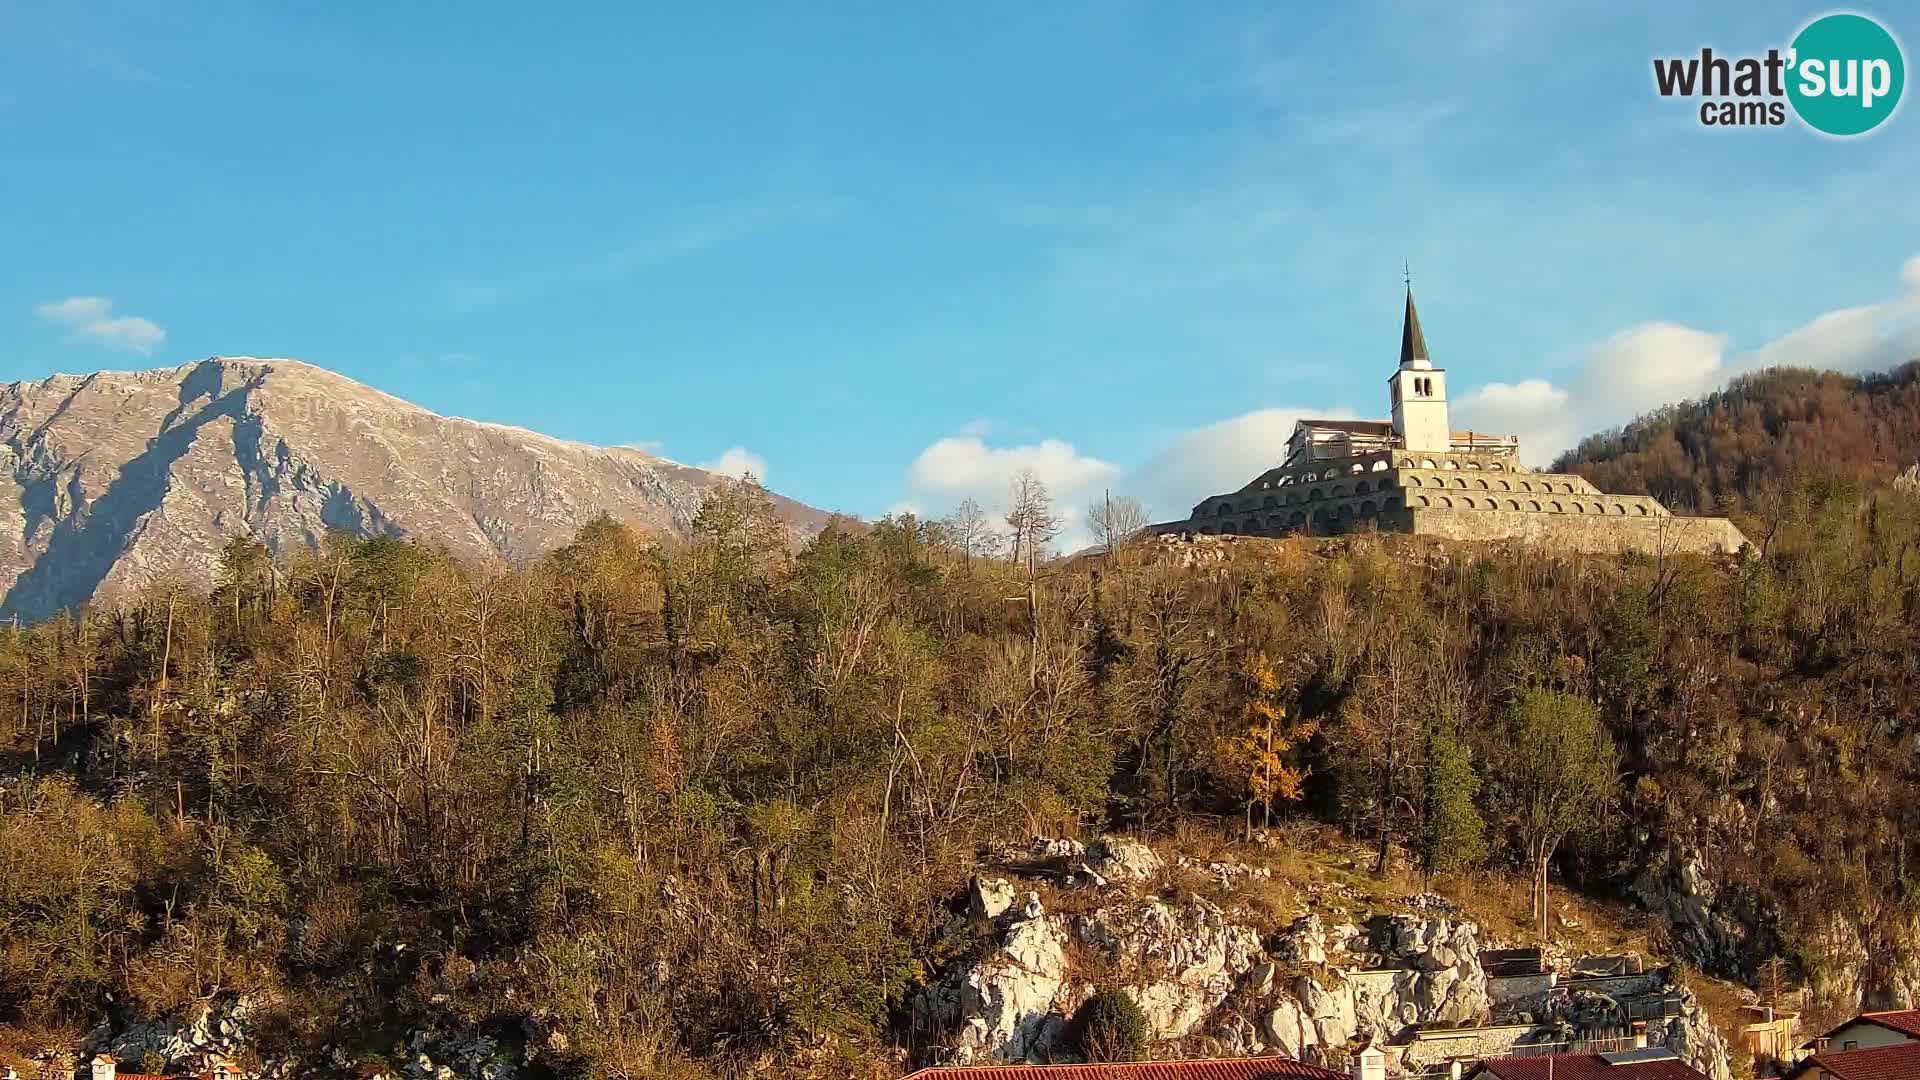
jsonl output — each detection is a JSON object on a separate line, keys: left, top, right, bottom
{"left": 1399, "top": 284, "right": 1432, "bottom": 370}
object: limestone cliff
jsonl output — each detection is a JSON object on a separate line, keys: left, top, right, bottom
{"left": 911, "top": 837, "right": 1736, "bottom": 1080}
{"left": 0, "top": 358, "right": 831, "bottom": 621}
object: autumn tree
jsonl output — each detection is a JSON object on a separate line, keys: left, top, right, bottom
{"left": 1217, "top": 652, "right": 1317, "bottom": 838}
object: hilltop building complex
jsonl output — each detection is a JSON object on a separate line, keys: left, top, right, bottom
{"left": 1155, "top": 291, "right": 1748, "bottom": 556}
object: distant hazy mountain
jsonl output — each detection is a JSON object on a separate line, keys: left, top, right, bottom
{"left": 0, "top": 357, "right": 831, "bottom": 621}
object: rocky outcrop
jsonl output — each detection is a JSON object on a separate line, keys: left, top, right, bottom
{"left": 919, "top": 836, "right": 1744, "bottom": 1079}
{"left": 918, "top": 898, "right": 1076, "bottom": 1063}
{"left": 63, "top": 986, "right": 540, "bottom": 1080}
{"left": 86, "top": 991, "right": 274, "bottom": 1074}
{"left": 0, "top": 358, "right": 830, "bottom": 620}
{"left": 376, "top": 1032, "right": 520, "bottom": 1080}
{"left": 1797, "top": 905, "right": 1920, "bottom": 1011}
{"left": 1650, "top": 995, "right": 1735, "bottom": 1080}
{"left": 1633, "top": 845, "right": 1776, "bottom": 979}
{"left": 1077, "top": 896, "right": 1265, "bottom": 1036}
{"left": 917, "top": 837, "right": 1500, "bottom": 1069}
{"left": 1085, "top": 837, "right": 1163, "bottom": 885}
{"left": 1357, "top": 916, "right": 1492, "bottom": 1028}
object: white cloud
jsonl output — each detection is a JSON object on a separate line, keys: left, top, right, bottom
{"left": 1575, "top": 324, "right": 1728, "bottom": 420}
{"left": 907, "top": 435, "right": 1120, "bottom": 502}
{"left": 903, "top": 433, "right": 1122, "bottom": 553}
{"left": 1468, "top": 255, "right": 1920, "bottom": 463}
{"left": 35, "top": 296, "right": 167, "bottom": 355}
{"left": 36, "top": 297, "right": 113, "bottom": 323}
{"left": 699, "top": 446, "right": 769, "bottom": 481}
{"left": 1127, "top": 406, "right": 1340, "bottom": 521}
{"left": 1455, "top": 379, "right": 1574, "bottom": 464}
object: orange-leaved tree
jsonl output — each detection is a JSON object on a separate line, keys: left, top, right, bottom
{"left": 1218, "top": 652, "right": 1318, "bottom": 838}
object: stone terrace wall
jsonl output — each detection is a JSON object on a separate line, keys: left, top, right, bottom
{"left": 1487, "top": 972, "right": 1557, "bottom": 1011}
{"left": 1407, "top": 508, "right": 1747, "bottom": 556}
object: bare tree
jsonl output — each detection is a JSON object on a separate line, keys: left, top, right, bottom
{"left": 942, "top": 498, "right": 1000, "bottom": 565}
{"left": 1004, "top": 468, "right": 1062, "bottom": 568}
{"left": 1003, "top": 469, "right": 1063, "bottom": 687}
{"left": 1085, "top": 492, "right": 1149, "bottom": 552}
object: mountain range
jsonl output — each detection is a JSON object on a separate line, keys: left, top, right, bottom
{"left": 0, "top": 357, "right": 832, "bottom": 621}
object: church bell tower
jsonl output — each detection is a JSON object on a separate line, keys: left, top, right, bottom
{"left": 1388, "top": 286, "right": 1449, "bottom": 453}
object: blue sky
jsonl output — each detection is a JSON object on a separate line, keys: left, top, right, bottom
{"left": 3, "top": 1, "right": 1918, "bottom": 536}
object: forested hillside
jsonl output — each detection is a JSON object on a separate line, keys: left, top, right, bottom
{"left": 1553, "top": 361, "right": 1920, "bottom": 513}
{"left": 0, "top": 395, "right": 1918, "bottom": 1078}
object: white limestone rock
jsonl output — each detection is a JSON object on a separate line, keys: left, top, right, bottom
{"left": 1651, "top": 997, "right": 1735, "bottom": 1080}
{"left": 1260, "top": 998, "right": 1318, "bottom": 1059}
{"left": 969, "top": 876, "right": 1017, "bottom": 922}
{"left": 1295, "top": 973, "right": 1356, "bottom": 1047}
{"left": 1274, "top": 913, "right": 1329, "bottom": 966}
{"left": 917, "top": 909, "right": 1074, "bottom": 1064}
{"left": 1029, "top": 837, "right": 1088, "bottom": 861}
{"left": 1368, "top": 915, "right": 1491, "bottom": 1026}
{"left": 1085, "top": 836, "right": 1164, "bottom": 886}
{"left": 1075, "top": 896, "right": 1262, "bottom": 1037}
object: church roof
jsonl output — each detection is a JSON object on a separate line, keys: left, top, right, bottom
{"left": 1290, "top": 420, "right": 1516, "bottom": 445}
{"left": 1400, "top": 287, "right": 1432, "bottom": 369}
{"left": 1294, "top": 419, "right": 1393, "bottom": 436}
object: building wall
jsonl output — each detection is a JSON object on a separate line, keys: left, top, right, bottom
{"left": 1167, "top": 451, "right": 1749, "bottom": 557}
{"left": 1561, "top": 973, "right": 1668, "bottom": 999}
{"left": 1823, "top": 1021, "right": 1912, "bottom": 1051}
{"left": 1487, "top": 973, "right": 1557, "bottom": 1010}
{"left": 1406, "top": 508, "right": 1746, "bottom": 555}
{"left": 1398, "top": 1025, "right": 1543, "bottom": 1073}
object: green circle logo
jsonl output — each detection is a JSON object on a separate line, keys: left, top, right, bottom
{"left": 1787, "top": 13, "right": 1905, "bottom": 136}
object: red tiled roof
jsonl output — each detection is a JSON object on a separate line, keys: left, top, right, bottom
{"left": 1471, "top": 1054, "right": 1706, "bottom": 1080}
{"left": 1811, "top": 1008, "right": 1920, "bottom": 1046}
{"left": 1789, "top": 1041, "right": 1920, "bottom": 1080}
{"left": 902, "top": 1058, "right": 1344, "bottom": 1080}
{"left": 1857, "top": 1009, "right": 1920, "bottom": 1038}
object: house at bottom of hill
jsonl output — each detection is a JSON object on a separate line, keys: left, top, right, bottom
{"left": 1804, "top": 1009, "right": 1920, "bottom": 1054}
{"left": 1786, "top": 1009, "right": 1920, "bottom": 1080}
{"left": 1465, "top": 1047, "right": 1708, "bottom": 1080}
{"left": 72, "top": 1054, "right": 241, "bottom": 1080}
{"left": 1785, "top": 1041, "right": 1920, "bottom": 1080}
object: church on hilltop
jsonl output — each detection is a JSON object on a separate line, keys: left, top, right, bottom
{"left": 1155, "top": 290, "right": 1749, "bottom": 556}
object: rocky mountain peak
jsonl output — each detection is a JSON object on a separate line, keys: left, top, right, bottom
{"left": 0, "top": 356, "right": 828, "bottom": 621}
